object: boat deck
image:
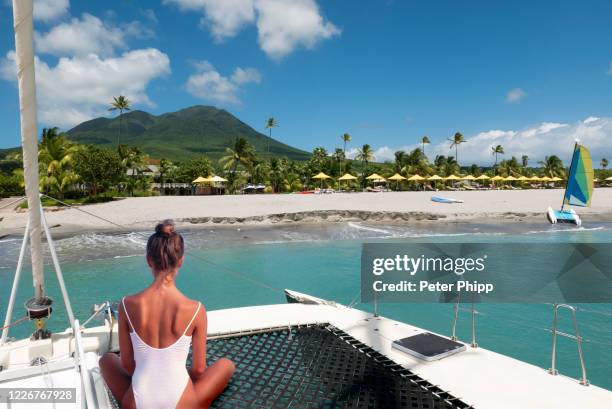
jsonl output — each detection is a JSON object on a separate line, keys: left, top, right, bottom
{"left": 206, "top": 302, "right": 612, "bottom": 409}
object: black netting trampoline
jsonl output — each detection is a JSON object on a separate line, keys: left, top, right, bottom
{"left": 201, "top": 324, "right": 470, "bottom": 409}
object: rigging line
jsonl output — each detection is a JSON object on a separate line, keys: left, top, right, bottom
{"left": 0, "top": 196, "right": 25, "bottom": 210}
{"left": 39, "top": 194, "right": 282, "bottom": 294}
{"left": 0, "top": 316, "right": 28, "bottom": 331}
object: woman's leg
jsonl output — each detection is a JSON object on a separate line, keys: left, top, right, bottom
{"left": 99, "top": 353, "right": 134, "bottom": 407}
{"left": 192, "top": 358, "right": 235, "bottom": 409}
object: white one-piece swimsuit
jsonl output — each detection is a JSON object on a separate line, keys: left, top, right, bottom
{"left": 122, "top": 297, "right": 201, "bottom": 409}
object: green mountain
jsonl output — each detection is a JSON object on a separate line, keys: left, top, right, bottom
{"left": 65, "top": 105, "right": 310, "bottom": 161}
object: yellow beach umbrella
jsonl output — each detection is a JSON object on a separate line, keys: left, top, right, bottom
{"left": 312, "top": 172, "right": 331, "bottom": 179}
{"left": 388, "top": 173, "right": 406, "bottom": 190}
{"left": 529, "top": 176, "right": 542, "bottom": 181}
{"left": 540, "top": 176, "right": 552, "bottom": 182}
{"left": 407, "top": 174, "right": 425, "bottom": 181}
{"left": 312, "top": 171, "right": 331, "bottom": 188}
{"left": 475, "top": 174, "right": 490, "bottom": 180}
{"left": 192, "top": 176, "right": 211, "bottom": 183}
{"left": 504, "top": 175, "right": 518, "bottom": 181}
{"left": 338, "top": 173, "right": 357, "bottom": 181}
{"left": 366, "top": 173, "right": 385, "bottom": 180}
{"left": 445, "top": 174, "right": 461, "bottom": 180}
{"left": 490, "top": 175, "right": 505, "bottom": 181}
{"left": 550, "top": 176, "right": 563, "bottom": 182}
{"left": 462, "top": 175, "right": 476, "bottom": 180}
{"left": 428, "top": 175, "right": 443, "bottom": 181}
{"left": 517, "top": 176, "right": 529, "bottom": 181}
{"left": 606, "top": 176, "right": 612, "bottom": 181}
{"left": 388, "top": 173, "right": 406, "bottom": 181}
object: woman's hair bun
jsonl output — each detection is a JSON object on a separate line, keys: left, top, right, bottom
{"left": 155, "top": 219, "right": 176, "bottom": 235}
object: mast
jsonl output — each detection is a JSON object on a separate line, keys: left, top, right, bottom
{"left": 560, "top": 141, "right": 578, "bottom": 211}
{"left": 12, "top": 0, "right": 45, "bottom": 300}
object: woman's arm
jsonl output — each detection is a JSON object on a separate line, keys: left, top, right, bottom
{"left": 188, "top": 305, "right": 207, "bottom": 379}
{"left": 118, "top": 302, "right": 136, "bottom": 375}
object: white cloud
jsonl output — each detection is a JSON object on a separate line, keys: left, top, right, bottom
{"left": 506, "top": 87, "right": 527, "bottom": 103}
{"left": 164, "top": 0, "right": 339, "bottom": 59}
{"left": 1, "top": 49, "right": 171, "bottom": 127}
{"left": 34, "top": 0, "right": 69, "bottom": 22}
{"left": 254, "top": 0, "right": 340, "bottom": 59}
{"left": 164, "top": 0, "right": 255, "bottom": 40}
{"left": 186, "top": 61, "right": 261, "bottom": 104}
{"left": 34, "top": 13, "right": 155, "bottom": 57}
{"left": 231, "top": 67, "right": 262, "bottom": 84}
{"left": 35, "top": 14, "right": 125, "bottom": 57}
{"left": 347, "top": 117, "right": 612, "bottom": 166}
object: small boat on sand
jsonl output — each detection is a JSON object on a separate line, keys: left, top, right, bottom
{"left": 547, "top": 142, "right": 594, "bottom": 227}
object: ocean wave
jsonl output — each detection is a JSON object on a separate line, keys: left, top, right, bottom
{"left": 524, "top": 226, "right": 605, "bottom": 235}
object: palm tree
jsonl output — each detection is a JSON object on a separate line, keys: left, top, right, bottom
{"left": 394, "top": 150, "right": 406, "bottom": 173}
{"left": 220, "top": 137, "right": 256, "bottom": 192}
{"left": 539, "top": 155, "right": 565, "bottom": 178}
{"left": 341, "top": 133, "right": 351, "bottom": 174}
{"left": 332, "top": 148, "right": 345, "bottom": 175}
{"left": 38, "top": 128, "right": 79, "bottom": 199}
{"left": 491, "top": 145, "right": 504, "bottom": 172}
{"left": 421, "top": 136, "right": 430, "bottom": 156}
{"left": 158, "top": 158, "right": 173, "bottom": 195}
{"left": 355, "top": 144, "right": 374, "bottom": 187}
{"left": 601, "top": 158, "right": 608, "bottom": 169}
{"left": 109, "top": 96, "right": 131, "bottom": 146}
{"left": 448, "top": 132, "right": 466, "bottom": 165}
{"left": 521, "top": 155, "right": 529, "bottom": 169}
{"left": 265, "top": 117, "right": 278, "bottom": 155}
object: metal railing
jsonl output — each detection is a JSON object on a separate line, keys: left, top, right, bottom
{"left": 450, "top": 293, "right": 478, "bottom": 348}
{"left": 548, "top": 303, "right": 589, "bottom": 386}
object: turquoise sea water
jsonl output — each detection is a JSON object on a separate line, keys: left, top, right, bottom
{"left": 1, "top": 220, "right": 611, "bottom": 389}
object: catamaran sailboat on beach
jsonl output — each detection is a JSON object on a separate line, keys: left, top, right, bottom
{"left": 546, "top": 142, "right": 594, "bottom": 227}
{"left": 1, "top": 1, "right": 612, "bottom": 408}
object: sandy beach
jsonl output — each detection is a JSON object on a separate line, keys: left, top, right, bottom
{"left": 1, "top": 188, "right": 611, "bottom": 236}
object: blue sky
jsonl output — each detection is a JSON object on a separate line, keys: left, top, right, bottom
{"left": 1, "top": 0, "right": 611, "bottom": 165}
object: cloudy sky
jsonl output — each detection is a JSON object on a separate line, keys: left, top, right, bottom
{"left": 0, "top": 0, "right": 611, "bottom": 166}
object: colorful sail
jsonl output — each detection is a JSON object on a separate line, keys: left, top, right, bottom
{"left": 563, "top": 144, "right": 594, "bottom": 207}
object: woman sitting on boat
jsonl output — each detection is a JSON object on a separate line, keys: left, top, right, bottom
{"left": 100, "top": 220, "right": 235, "bottom": 409}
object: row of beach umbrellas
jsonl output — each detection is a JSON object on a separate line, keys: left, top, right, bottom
{"left": 312, "top": 172, "right": 566, "bottom": 183}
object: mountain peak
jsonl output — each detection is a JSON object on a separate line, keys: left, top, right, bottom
{"left": 66, "top": 106, "right": 309, "bottom": 161}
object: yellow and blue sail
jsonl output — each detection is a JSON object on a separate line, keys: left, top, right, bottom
{"left": 563, "top": 144, "right": 593, "bottom": 207}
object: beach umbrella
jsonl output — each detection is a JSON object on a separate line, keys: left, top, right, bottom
{"left": 312, "top": 172, "right": 332, "bottom": 188}
{"left": 338, "top": 173, "right": 357, "bottom": 180}
{"left": 475, "top": 174, "right": 490, "bottom": 180}
{"left": 210, "top": 175, "right": 228, "bottom": 183}
{"left": 428, "top": 175, "right": 443, "bottom": 181}
{"left": 517, "top": 176, "right": 529, "bottom": 181}
{"left": 366, "top": 173, "right": 385, "bottom": 180}
{"left": 407, "top": 174, "right": 425, "bottom": 181}
{"left": 388, "top": 173, "right": 406, "bottom": 190}
{"left": 445, "top": 174, "right": 461, "bottom": 180}
{"left": 338, "top": 173, "right": 357, "bottom": 189}
{"left": 504, "top": 175, "right": 518, "bottom": 181}
{"left": 594, "top": 178, "right": 599, "bottom": 182}
{"left": 192, "top": 176, "right": 210, "bottom": 183}
{"left": 540, "top": 176, "right": 552, "bottom": 182}
{"left": 606, "top": 176, "right": 612, "bottom": 181}
{"left": 461, "top": 175, "right": 476, "bottom": 180}
{"left": 388, "top": 173, "right": 406, "bottom": 181}
{"left": 490, "top": 175, "right": 505, "bottom": 181}
{"left": 529, "top": 176, "right": 542, "bottom": 181}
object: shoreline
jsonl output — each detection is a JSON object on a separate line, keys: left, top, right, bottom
{"left": 1, "top": 189, "right": 611, "bottom": 238}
